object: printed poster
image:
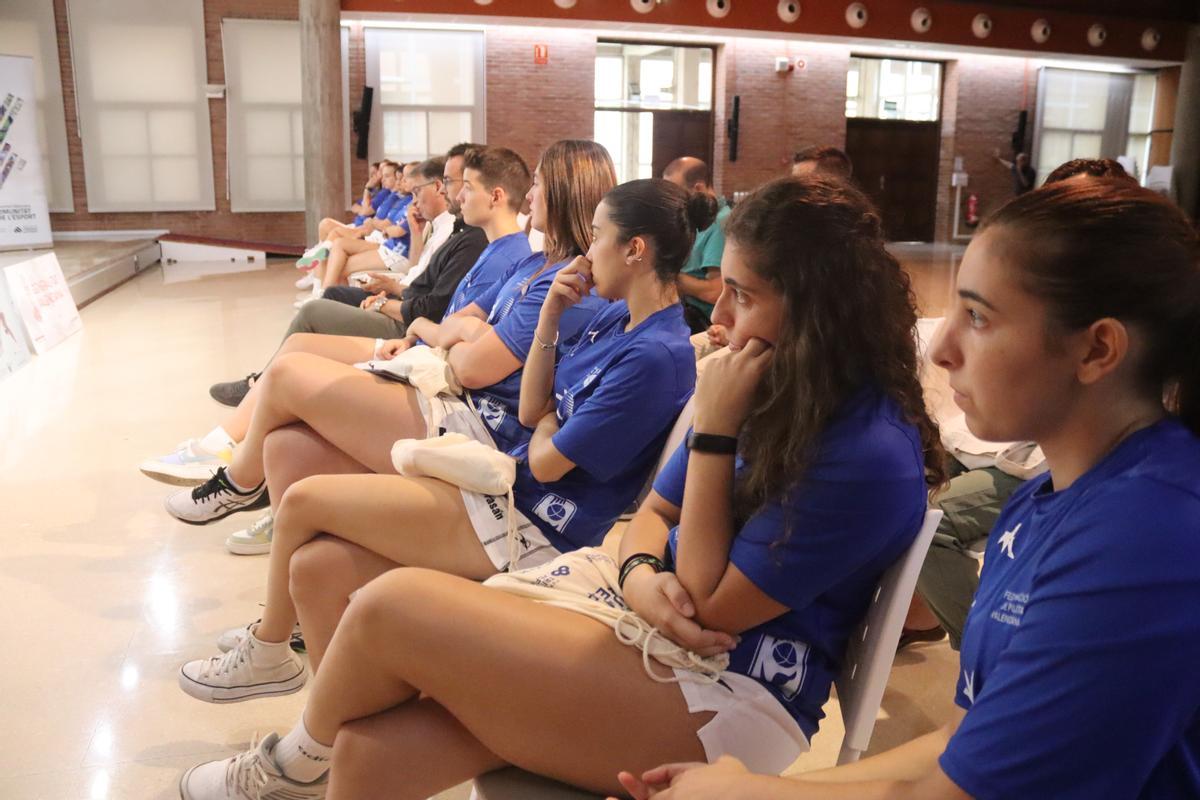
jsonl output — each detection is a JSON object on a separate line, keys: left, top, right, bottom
{"left": 4, "top": 252, "right": 81, "bottom": 354}
{"left": 0, "top": 273, "right": 30, "bottom": 378}
{"left": 0, "top": 54, "right": 52, "bottom": 250}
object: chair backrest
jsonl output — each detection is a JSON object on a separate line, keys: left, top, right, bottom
{"left": 834, "top": 508, "right": 943, "bottom": 765}
{"left": 624, "top": 396, "right": 696, "bottom": 516}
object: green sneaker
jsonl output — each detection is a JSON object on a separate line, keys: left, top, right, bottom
{"left": 225, "top": 511, "right": 273, "bottom": 555}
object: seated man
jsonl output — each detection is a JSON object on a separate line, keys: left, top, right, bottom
{"left": 314, "top": 158, "right": 452, "bottom": 297}
{"left": 791, "top": 144, "right": 853, "bottom": 180}
{"left": 662, "top": 156, "right": 729, "bottom": 335}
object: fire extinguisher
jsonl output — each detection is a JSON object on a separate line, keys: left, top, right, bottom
{"left": 965, "top": 192, "right": 980, "bottom": 228}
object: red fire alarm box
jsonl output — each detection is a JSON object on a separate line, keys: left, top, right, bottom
{"left": 534, "top": 44, "right": 549, "bottom": 65}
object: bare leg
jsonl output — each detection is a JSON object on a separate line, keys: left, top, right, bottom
{"left": 306, "top": 569, "right": 711, "bottom": 798}
{"left": 322, "top": 239, "right": 384, "bottom": 290}
{"left": 219, "top": 333, "right": 376, "bottom": 443}
{"left": 224, "top": 351, "right": 425, "bottom": 488}
{"left": 253, "top": 471, "right": 494, "bottom": 648}
{"left": 290, "top": 537, "right": 396, "bottom": 672}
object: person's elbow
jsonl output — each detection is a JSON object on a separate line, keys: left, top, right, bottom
{"left": 527, "top": 445, "right": 573, "bottom": 483}
{"left": 518, "top": 403, "right": 546, "bottom": 430}
{"left": 450, "top": 354, "right": 495, "bottom": 390}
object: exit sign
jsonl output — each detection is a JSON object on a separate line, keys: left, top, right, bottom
{"left": 534, "top": 44, "right": 549, "bottom": 65}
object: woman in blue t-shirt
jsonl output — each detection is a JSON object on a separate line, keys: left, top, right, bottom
{"left": 619, "top": 183, "right": 1200, "bottom": 799}
{"left": 176, "top": 177, "right": 941, "bottom": 800}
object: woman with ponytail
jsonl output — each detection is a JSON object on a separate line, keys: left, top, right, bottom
{"left": 622, "top": 179, "right": 1200, "bottom": 800}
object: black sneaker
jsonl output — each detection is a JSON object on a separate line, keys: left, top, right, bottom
{"left": 209, "top": 372, "right": 260, "bottom": 407}
{"left": 165, "top": 466, "right": 269, "bottom": 524}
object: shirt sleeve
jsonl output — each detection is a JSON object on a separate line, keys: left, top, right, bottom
{"left": 651, "top": 436, "right": 690, "bottom": 508}
{"left": 728, "top": 436, "right": 923, "bottom": 611}
{"left": 939, "top": 483, "right": 1200, "bottom": 800}
{"left": 400, "top": 230, "right": 486, "bottom": 324}
{"left": 699, "top": 224, "right": 727, "bottom": 271}
{"left": 551, "top": 343, "right": 693, "bottom": 481}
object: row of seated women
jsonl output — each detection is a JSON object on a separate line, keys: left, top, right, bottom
{"left": 165, "top": 138, "right": 1198, "bottom": 800}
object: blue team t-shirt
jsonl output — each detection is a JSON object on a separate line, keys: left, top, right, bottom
{"left": 353, "top": 187, "right": 391, "bottom": 225}
{"left": 653, "top": 389, "right": 927, "bottom": 739}
{"left": 444, "top": 231, "right": 532, "bottom": 318}
{"left": 940, "top": 418, "right": 1200, "bottom": 800}
{"left": 384, "top": 194, "right": 412, "bottom": 253}
{"left": 510, "top": 302, "right": 694, "bottom": 551}
{"left": 468, "top": 253, "right": 609, "bottom": 453}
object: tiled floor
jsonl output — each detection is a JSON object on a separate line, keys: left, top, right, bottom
{"left": 0, "top": 254, "right": 960, "bottom": 799}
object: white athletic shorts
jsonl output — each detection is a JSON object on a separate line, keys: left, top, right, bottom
{"left": 416, "top": 392, "right": 559, "bottom": 572}
{"left": 674, "top": 668, "right": 810, "bottom": 775}
{"left": 378, "top": 244, "right": 409, "bottom": 271}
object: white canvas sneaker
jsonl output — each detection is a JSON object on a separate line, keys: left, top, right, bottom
{"left": 294, "top": 271, "right": 315, "bottom": 290}
{"left": 225, "top": 512, "right": 273, "bottom": 555}
{"left": 139, "top": 439, "right": 230, "bottom": 486}
{"left": 179, "top": 632, "right": 306, "bottom": 703}
{"left": 180, "top": 733, "right": 327, "bottom": 800}
{"left": 165, "top": 467, "right": 268, "bottom": 525}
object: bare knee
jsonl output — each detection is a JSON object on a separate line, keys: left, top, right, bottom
{"left": 279, "top": 332, "right": 325, "bottom": 356}
{"left": 290, "top": 536, "right": 355, "bottom": 608}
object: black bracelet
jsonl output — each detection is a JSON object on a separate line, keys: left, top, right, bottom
{"left": 618, "top": 552, "right": 666, "bottom": 591}
{"left": 687, "top": 431, "right": 738, "bottom": 455}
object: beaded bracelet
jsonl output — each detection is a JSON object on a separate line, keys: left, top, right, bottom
{"left": 618, "top": 552, "right": 667, "bottom": 591}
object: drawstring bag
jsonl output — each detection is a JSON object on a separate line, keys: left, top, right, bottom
{"left": 485, "top": 547, "right": 729, "bottom": 684}
{"left": 358, "top": 344, "right": 463, "bottom": 399}
{"left": 390, "top": 433, "right": 522, "bottom": 569}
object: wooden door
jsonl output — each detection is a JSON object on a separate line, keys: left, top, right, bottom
{"left": 651, "top": 110, "right": 714, "bottom": 179}
{"left": 845, "top": 118, "right": 941, "bottom": 241}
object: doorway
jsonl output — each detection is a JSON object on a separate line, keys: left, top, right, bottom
{"left": 843, "top": 57, "right": 943, "bottom": 242}
{"left": 594, "top": 41, "right": 716, "bottom": 183}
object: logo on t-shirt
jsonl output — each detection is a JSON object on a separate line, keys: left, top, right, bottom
{"left": 476, "top": 396, "right": 507, "bottom": 430}
{"left": 962, "top": 669, "right": 976, "bottom": 706}
{"left": 532, "top": 493, "right": 578, "bottom": 532}
{"left": 749, "top": 634, "right": 809, "bottom": 701}
{"left": 998, "top": 522, "right": 1021, "bottom": 559}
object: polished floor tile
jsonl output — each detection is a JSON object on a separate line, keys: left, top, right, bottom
{"left": 1, "top": 257, "right": 958, "bottom": 798}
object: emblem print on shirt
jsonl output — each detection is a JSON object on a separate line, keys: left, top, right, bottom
{"left": 476, "top": 396, "right": 507, "bottom": 430}
{"left": 532, "top": 493, "right": 578, "bottom": 532}
{"left": 998, "top": 522, "right": 1021, "bottom": 560}
{"left": 748, "top": 634, "right": 809, "bottom": 701}
{"left": 962, "top": 669, "right": 976, "bottom": 705}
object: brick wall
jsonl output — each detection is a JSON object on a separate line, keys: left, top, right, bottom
{"left": 483, "top": 27, "right": 596, "bottom": 174}
{"left": 49, "top": 0, "right": 307, "bottom": 247}
{"left": 44, "top": 5, "right": 1039, "bottom": 245}
{"left": 714, "top": 39, "right": 851, "bottom": 195}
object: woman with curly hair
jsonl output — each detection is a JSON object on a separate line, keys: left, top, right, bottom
{"left": 178, "top": 175, "right": 942, "bottom": 799}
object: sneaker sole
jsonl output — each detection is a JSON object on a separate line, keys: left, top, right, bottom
{"left": 225, "top": 538, "right": 271, "bottom": 556}
{"left": 139, "top": 463, "right": 219, "bottom": 486}
{"left": 165, "top": 492, "right": 270, "bottom": 526}
{"left": 177, "top": 666, "right": 307, "bottom": 703}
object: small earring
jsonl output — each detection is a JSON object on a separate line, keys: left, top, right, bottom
{"left": 634, "top": 256, "right": 643, "bottom": 262}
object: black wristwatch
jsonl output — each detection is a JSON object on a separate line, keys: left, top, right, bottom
{"left": 686, "top": 431, "right": 738, "bottom": 455}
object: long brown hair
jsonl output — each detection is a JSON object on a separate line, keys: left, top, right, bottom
{"left": 725, "top": 177, "right": 946, "bottom": 518}
{"left": 983, "top": 179, "right": 1200, "bottom": 434}
{"left": 538, "top": 140, "right": 616, "bottom": 264}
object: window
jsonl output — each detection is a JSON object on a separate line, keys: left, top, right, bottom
{"left": 66, "top": 0, "right": 215, "bottom": 212}
{"left": 594, "top": 42, "right": 714, "bottom": 183}
{"left": 364, "top": 28, "right": 484, "bottom": 163}
{"left": 0, "top": 0, "right": 73, "bottom": 211}
{"left": 1125, "top": 73, "right": 1156, "bottom": 183}
{"left": 223, "top": 20, "right": 305, "bottom": 212}
{"left": 1033, "top": 68, "right": 1151, "bottom": 185}
{"left": 846, "top": 57, "right": 942, "bottom": 121}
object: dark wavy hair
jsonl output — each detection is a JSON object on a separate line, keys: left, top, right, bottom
{"left": 982, "top": 179, "right": 1200, "bottom": 434}
{"left": 1044, "top": 158, "right": 1132, "bottom": 185}
{"left": 724, "top": 177, "right": 946, "bottom": 517}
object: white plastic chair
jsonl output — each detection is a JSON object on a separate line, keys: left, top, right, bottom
{"left": 833, "top": 508, "right": 943, "bottom": 764}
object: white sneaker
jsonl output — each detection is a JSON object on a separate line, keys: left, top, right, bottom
{"left": 294, "top": 272, "right": 315, "bottom": 290}
{"left": 226, "top": 512, "right": 273, "bottom": 555}
{"left": 139, "top": 439, "right": 231, "bottom": 486}
{"left": 217, "top": 618, "right": 304, "bottom": 653}
{"left": 165, "top": 467, "right": 268, "bottom": 525}
{"left": 179, "top": 631, "right": 306, "bottom": 703}
{"left": 180, "top": 733, "right": 327, "bottom": 800}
